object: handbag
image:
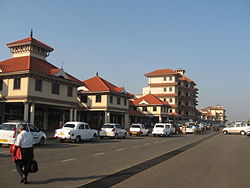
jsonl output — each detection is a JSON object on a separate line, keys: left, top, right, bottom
{"left": 29, "top": 159, "right": 38, "bottom": 173}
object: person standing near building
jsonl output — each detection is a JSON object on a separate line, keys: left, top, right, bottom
{"left": 14, "top": 124, "right": 34, "bottom": 184}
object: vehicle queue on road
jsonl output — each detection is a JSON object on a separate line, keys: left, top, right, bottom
{"left": 1, "top": 120, "right": 249, "bottom": 147}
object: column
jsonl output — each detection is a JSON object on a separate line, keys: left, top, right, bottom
{"left": 159, "top": 116, "right": 162, "bottom": 123}
{"left": 23, "top": 103, "right": 29, "bottom": 122}
{"left": 43, "top": 108, "right": 48, "bottom": 130}
{"left": 124, "top": 113, "right": 129, "bottom": 130}
{"left": 30, "top": 103, "right": 35, "bottom": 125}
{"left": 70, "top": 108, "right": 73, "bottom": 121}
{"left": 105, "top": 111, "right": 110, "bottom": 123}
{"left": 74, "top": 108, "right": 77, "bottom": 121}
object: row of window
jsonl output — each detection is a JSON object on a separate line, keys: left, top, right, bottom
{"left": 133, "top": 106, "right": 167, "bottom": 112}
{"left": 163, "top": 76, "right": 173, "bottom": 81}
{"left": 163, "top": 87, "right": 173, "bottom": 92}
{"left": 80, "top": 95, "right": 128, "bottom": 106}
{"left": 0, "top": 78, "right": 73, "bottom": 97}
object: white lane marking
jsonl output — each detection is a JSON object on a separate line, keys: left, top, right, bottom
{"left": 12, "top": 169, "right": 17, "bottom": 172}
{"left": 144, "top": 143, "right": 150, "bottom": 145}
{"left": 154, "top": 141, "right": 159, "bottom": 144}
{"left": 133, "top": 145, "right": 139, "bottom": 148}
{"left": 93, "top": 152, "right": 104, "bottom": 156}
{"left": 61, "top": 158, "right": 76, "bottom": 163}
{"left": 117, "top": 148, "right": 126, "bottom": 152}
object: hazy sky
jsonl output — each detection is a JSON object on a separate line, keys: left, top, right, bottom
{"left": 0, "top": 0, "right": 249, "bottom": 121}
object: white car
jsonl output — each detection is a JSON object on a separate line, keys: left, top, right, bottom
{"left": 152, "top": 123, "right": 171, "bottom": 137}
{"left": 54, "top": 122, "right": 98, "bottom": 143}
{"left": 129, "top": 124, "right": 149, "bottom": 136}
{"left": 184, "top": 122, "right": 197, "bottom": 134}
{"left": 222, "top": 123, "right": 250, "bottom": 135}
{"left": 99, "top": 123, "right": 127, "bottom": 139}
{"left": 0, "top": 122, "right": 46, "bottom": 146}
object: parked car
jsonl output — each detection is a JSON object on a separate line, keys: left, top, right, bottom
{"left": 54, "top": 122, "right": 98, "bottom": 143}
{"left": 152, "top": 123, "right": 171, "bottom": 137}
{"left": 222, "top": 123, "right": 250, "bottom": 135}
{"left": 185, "top": 122, "right": 197, "bottom": 134}
{"left": 99, "top": 123, "right": 127, "bottom": 139}
{"left": 129, "top": 124, "right": 149, "bottom": 136}
{"left": 0, "top": 121, "right": 46, "bottom": 146}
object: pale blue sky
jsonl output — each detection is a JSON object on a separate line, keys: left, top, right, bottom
{"left": 0, "top": 0, "right": 249, "bottom": 121}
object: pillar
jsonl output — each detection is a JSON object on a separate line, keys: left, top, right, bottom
{"left": 74, "top": 108, "right": 77, "bottom": 121}
{"left": 159, "top": 116, "right": 162, "bottom": 123}
{"left": 43, "top": 108, "right": 48, "bottom": 130}
{"left": 105, "top": 111, "right": 110, "bottom": 123}
{"left": 124, "top": 113, "right": 129, "bottom": 130}
{"left": 23, "top": 103, "right": 29, "bottom": 122}
{"left": 30, "top": 103, "right": 35, "bottom": 125}
{"left": 70, "top": 108, "right": 73, "bottom": 121}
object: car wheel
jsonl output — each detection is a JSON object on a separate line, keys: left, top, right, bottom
{"left": 223, "top": 131, "right": 228, "bottom": 135}
{"left": 114, "top": 133, "right": 118, "bottom": 139}
{"left": 240, "top": 131, "right": 246, "bottom": 136}
{"left": 75, "top": 136, "right": 81, "bottom": 143}
{"left": 153, "top": 134, "right": 156, "bottom": 137}
{"left": 38, "top": 137, "right": 45, "bottom": 146}
{"left": 100, "top": 136, "right": 103, "bottom": 139}
{"left": 59, "top": 139, "right": 65, "bottom": 143}
{"left": 91, "top": 134, "right": 97, "bottom": 142}
{"left": 129, "top": 133, "right": 132, "bottom": 136}
{"left": 0, "top": 144, "right": 2, "bottom": 147}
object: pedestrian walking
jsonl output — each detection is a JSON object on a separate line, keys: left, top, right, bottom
{"left": 11, "top": 125, "right": 34, "bottom": 184}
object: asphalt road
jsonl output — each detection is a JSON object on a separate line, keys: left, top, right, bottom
{"left": 1, "top": 132, "right": 249, "bottom": 188}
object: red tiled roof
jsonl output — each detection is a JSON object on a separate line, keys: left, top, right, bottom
{"left": 179, "top": 75, "right": 194, "bottom": 83}
{"left": 153, "top": 93, "right": 178, "bottom": 97}
{"left": 129, "top": 110, "right": 146, "bottom": 116}
{"left": 145, "top": 69, "right": 178, "bottom": 77}
{"left": 82, "top": 76, "right": 130, "bottom": 95}
{"left": 0, "top": 56, "right": 82, "bottom": 84}
{"left": 168, "top": 113, "right": 182, "bottom": 116}
{"left": 7, "top": 37, "right": 54, "bottom": 51}
{"left": 132, "top": 94, "right": 169, "bottom": 105}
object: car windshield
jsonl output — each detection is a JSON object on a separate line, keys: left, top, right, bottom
{"left": 131, "top": 125, "right": 141, "bottom": 128}
{"left": 0, "top": 124, "right": 16, "bottom": 130}
{"left": 63, "top": 124, "right": 75, "bottom": 128}
{"left": 155, "top": 125, "right": 164, "bottom": 128}
{"left": 102, "top": 125, "right": 114, "bottom": 128}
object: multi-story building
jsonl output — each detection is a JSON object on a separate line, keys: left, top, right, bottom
{"left": 77, "top": 75, "right": 131, "bottom": 129}
{"left": 129, "top": 94, "right": 169, "bottom": 125}
{"left": 0, "top": 34, "right": 82, "bottom": 130}
{"left": 143, "top": 68, "right": 198, "bottom": 121}
{"left": 200, "top": 104, "right": 227, "bottom": 123}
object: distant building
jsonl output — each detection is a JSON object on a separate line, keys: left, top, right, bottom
{"left": 200, "top": 104, "right": 227, "bottom": 123}
{"left": 143, "top": 68, "right": 199, "bottom": 121}
{"left": 129, "top": 94, "right": 170, "bottom": 125}
{"left": 77, "top": 75, "right": 131, "bottom": 129}
{"left": 0, "top": 34, "right": 82, "bottom": 130}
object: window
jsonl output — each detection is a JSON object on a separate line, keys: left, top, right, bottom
{"left": 85, "top": 124, "right": 90, "bottom": 129}
{"left": 169, "top": 76, "right": 173, "bottom": 81}
{"left": 110, "top": 96, "right": 113, "bottom": 103}
{"left": 52, "top": 83, "right": 60, "bottom": 94}
{"left": 117, "top": 97, "right": 121, "bottom": 105}
{"left": 0, "top": 80, "right": 3, "bottom": 91}
{"left": 124, "top": 99, "right": 127, "bottom": 106}
{"left": 164, "top": 77, "right": 167, "bottom": 81}
{"left": 186, "top": 102, "right": 189, "bottom": 106}
{"left": 96, "top": 95, "right": 102, "bottom": 102}
{"left": 169, "top": 98, "right": 173, "bottom": 103}
{"left": 143, "top": 107, "right": 147, "bottom": 111}
{"left": 153, "top": 106, "right": 157, "bottom": 111}
{"left": 35, "top": 79, "right": 42, "bottom": 91}
{"left": 163, "top": 98, "right": 166, "bottom": 102}
{"left": 164, "top": 88, "right": 167, "bottom": 92}
{"left": 169, "top": 109, "right": 173, "bottom": 113}
{"left": 186, "top": 93, "right": 189, "bottom": 97}
{"left": 169, "top": 87, "right": 173, "bottom": 92}
{"left": 13, "top": 78, "right": 21, "bottom": 90}
{"left": 67, "top": 86, "right": 73, "bottom": 97}
{"left": 133, "top": 106, "right": 137, "bottom": 110}
{"left": 80, "top": 95, "right": 88, "bottom": 103}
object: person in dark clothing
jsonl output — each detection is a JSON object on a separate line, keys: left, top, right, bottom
{"left": 14, "top": 124, "right": 34, "bottom": 184}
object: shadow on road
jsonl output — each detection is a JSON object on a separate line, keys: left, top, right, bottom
{"left": 29, "top": 175, "right": 107, "bottom": 185}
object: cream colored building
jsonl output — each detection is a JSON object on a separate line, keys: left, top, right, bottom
{"left": 78, "top": 75, "right": 131, "bottom": 129}
{"left": 143, "top": 68, "right": 198, "bottom": 120}
{"left": 0, "top": 35, "right": 82, "bottom": 130}
{"left": 200, "top": 104, "right": 227, "bottom": 123}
